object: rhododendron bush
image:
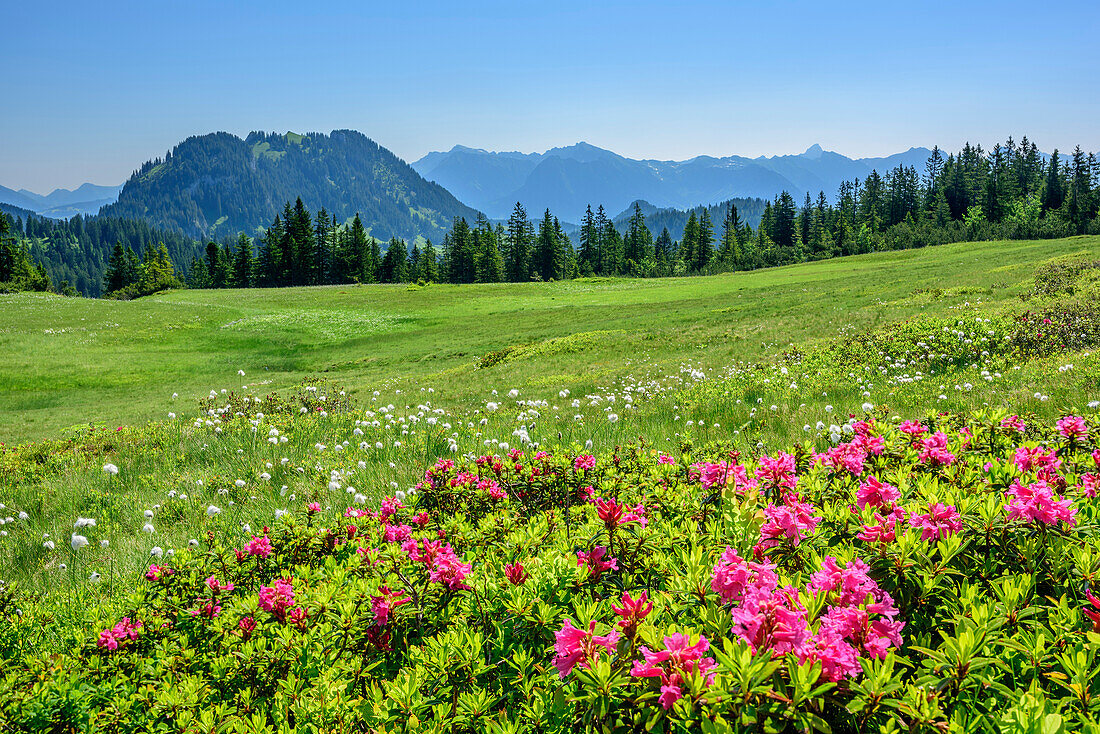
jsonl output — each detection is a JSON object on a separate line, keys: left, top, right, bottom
{"left": 4, "top": 410, "right": 1100, "bottom": 733}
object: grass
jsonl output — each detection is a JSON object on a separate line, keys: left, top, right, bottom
{"left": 2, "top": 235, "right": 1100, "bottom": 654}
{"left": 3, "top": 235, "right": 1099, "bottom": 445}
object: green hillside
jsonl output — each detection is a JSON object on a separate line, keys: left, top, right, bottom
{"left": 100, "top": 130, "right": 482, "bottom": 242}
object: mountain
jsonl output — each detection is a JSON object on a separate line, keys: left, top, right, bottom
{"left": 100, "top": 130, "right": 481, "bottom": 242}
{"left": 0, "top": 183, "right": 122, "bottom": 218}
{"left": 412, "top": 142, "right": 935, "bottom": 221}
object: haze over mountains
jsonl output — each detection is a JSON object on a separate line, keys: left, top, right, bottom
{"left": 0, "top": 183, "right": 121, "bottom": 219}
{"left": 412, "top": 142, "right": 935, "bottom": 222}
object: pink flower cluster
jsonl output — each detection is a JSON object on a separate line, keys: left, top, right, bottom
{"left": 1005, "top": 480, "right": 1076, "bottom": 527}
{"left": 855, "top": 476, "right": 900, "bottom": 510}
{"left": 97, "top": 617, "right": 142, "bottom": 651}
{"left": 756, "top": 495, "right": 822, "bottom": 553}
{"left": 577, "top": 545, "right": 618, "bottom": 577}
{"left": 712, "top": 553, "right": 903, "bottom": 682}
{"left": 1057, "top": 416, "right": 1089, "bottom": 440}
{"left": 402, "top": 538, "right": 472, "bottom": 591}
{"left": 370, "top": 585, "right": 411, "bottom": 625}
{"left": 595, "top": 497, "right": 647, "bottom": 530}
{"left": 819, "top": 441, "right": 868, "bottom": 476}
{"left": 553, "top": 619, "right": 620, "bottom": 678}
{"left": 696, "top": 461, "right": 756, "bottom": 493}
{"left": 1014, "top": 446, "right": 1063, "bottom": 477}
{"left": 711, "top": 548, "right": 778, "bottom": 605}
{"left": 244, "top": 534, "right": 272, "bottom": 558}
{"left": 755, "top": 452, "right": 798, "bottom": 492}
{"left": 908, "top": 503, "right": 962, "bottom": 541}
{"left": 258, "top": 578, "right": 296, "bottom": 620}
{"left": 917, "top": 432, "right": 956, "bottom": 466}
{"left": 574, "top": 454, "right": 596, "bottom": 471}
{"left": 632, "top": 634, "right": 717, "bottom": 709}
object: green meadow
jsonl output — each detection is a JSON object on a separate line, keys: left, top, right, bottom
{"left": 1, "top": 235, "right": 1099, "bottom": 657}
{"left": 3, "top": 235, "right": 1099, "bottom": 445}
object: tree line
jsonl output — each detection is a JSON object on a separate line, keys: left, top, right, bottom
{"left": 186, "top": 137, "right": 1099, "bottom": 289}
{"left": 6, "top": 136, "right": 1099, "bottom": 296}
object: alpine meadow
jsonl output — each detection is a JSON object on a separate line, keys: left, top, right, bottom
{"left": 3, "top": 2, "right": 1100, "bottom": 732}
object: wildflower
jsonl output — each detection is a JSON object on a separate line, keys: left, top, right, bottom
{"left": 899, "top": 420, "right": 927, "bottom": 438}
{"left": 553, "top": 618, "right": 620, "bottom": 678}
{"left": 1084, "top": 589, "right": 1100, "bottom": 633}
{"left": 857, "top": 507, "right": 906, "bottom": 543}
{"left": 909, "top": 503, "right": 962, "bottom": 541}
{"left": 96, "top": 617, "right": 142, "bottom": 651}
{"left": 205, "top": 576, "right": 234, "bottom": 593}
{"left": 1013, "top": 446, "right": 1062, "bottom": 476}
{"left": 820, "top": 441, "right": 868, "bottom": 476}
{"left": 244, "top": 535, "right": 273, "bottom": 558}
{"left": 611, "top": 590, "right": 653, "bottom": 637}
{"left": 856, "top": 476, "right": 900, "bottom": 510}
{"left": 595, "top": 497, "right": 647, "bottom": 530}
{"left": 370, "top": 586, "right": 411, "bottom": 625}
{"left": 145, "top": 564, "right": 171, "bottom": 581}
{"left": 288, "top": 606, "right": 309, "bottom": 630}
{"left": 757, "top": 496, "right": 822, "bottom": 551}
{"left": 755, "top": 452, "right": 798, "bottom": 491}
{"left": 238, "top": 616, "right": 256, "bottom": 640}
{"left": 631, "top": 633, "right": 717, "bottom": 710}
{"left": 577, "top": 545, "right": 618, "bottom": 577}
{"left": 504, "top": 562, "right": 529, "bottom": 585}
{"left": 711, "top": 548, "right": 778, "bottom": 605}
{"left": 1081, "top": 474, "right": 1099, "bottom": 498}
{"left": 917, "top": 432, "right": 956, "bottom": 466}
{"left": 307, "top": 502, "right": 321, "bottom": 513}
{"left": 1005, "top": 480, "right": 1076, "bottom": 527}
{"left": 258, "top": 578, "right": 296, "bottom": 620}
{"left": 1000, "top": 415, "right": 1026, "bottom": 432}
{"left": 573, "top": 454, "right": 596, "bottom": 471}
{"left": 1057, "top": 416, "right": 1089, "bottom": 441}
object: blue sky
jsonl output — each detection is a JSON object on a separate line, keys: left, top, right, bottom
{"left": 3, "top": 0, "right": 1097, "bottom": 192}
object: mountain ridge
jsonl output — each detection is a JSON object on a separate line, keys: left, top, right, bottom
{"left": 412, "top": 142, "right": 935, "bottom": 221}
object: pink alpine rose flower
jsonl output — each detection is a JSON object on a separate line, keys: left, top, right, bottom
{"left": 553, "top": 618, "right": 620, "bottom": 678}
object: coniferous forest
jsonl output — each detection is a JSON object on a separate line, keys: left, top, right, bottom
{"left": 186, "top": 138, "right": 1100, "bottom": 289}
{"left": 2, "top": 136, "right": 1098, "bottom": 296}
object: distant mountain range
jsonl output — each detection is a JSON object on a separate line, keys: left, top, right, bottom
{"left": 412, "top": 142, "right": 935, "bottom": 221}
{"left": 100, "top": 130, "right": 481, "bottom": 242}
{"left": 0, "top": 182, "right": 121, "bottom": 218}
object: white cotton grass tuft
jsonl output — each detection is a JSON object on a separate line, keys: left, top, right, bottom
{"left": 74, "top": 517, "right": 96, "bottom": 528}
{"left": 89, "top": 572, "right": 101, "bottom": 582}
{"left": 142, "top": 523, "right": 155, "bottom": 534}
{"left": 70, "top": 534, "right": 89, "bottom": 550}
{"left": 150, "top": 547, "right": 163, "bottom": 558}
{"left": 103, "top": 463, "right": 119, "bottom": 475}
{"left": 206, "top": 505, "right": 221, "bottom": 516}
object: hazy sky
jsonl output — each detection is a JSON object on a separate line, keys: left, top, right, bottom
{"left": 3, "top": 0, "right": 1098, "bottom": 192}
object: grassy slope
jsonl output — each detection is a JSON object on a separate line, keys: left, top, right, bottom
{"left": 3, "top": 235, "right": 1098, "bottom": 445}
{"left": 2, "top": 235, "right": 1100, "bottom": 653}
